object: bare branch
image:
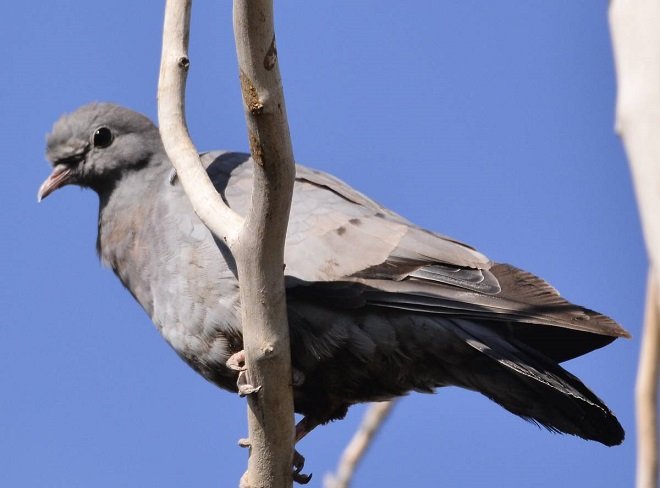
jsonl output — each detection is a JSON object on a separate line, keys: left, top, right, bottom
{"left": 609, "top": 2, "right": 660, "bottom": 487}
{"left": 158, "top": 0, "right": 296, "bottom": 486}
{"left": 610, "top": 1, "right": 660, "bottom": 271}
{"left": 637, "top": 273, "right": 660, "bottom": 488}
{"left": 232, "top": 1, "right": 296, "bottom": 487}
{"left": 158, "top": 0, "right": 244, "bottom": 245}
{"left": 324, "top": 401, "right": 396, "bottom": 488}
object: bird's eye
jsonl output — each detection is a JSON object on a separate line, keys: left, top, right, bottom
{"left": 92, "top": 126, "right": 113, "bottom": 148}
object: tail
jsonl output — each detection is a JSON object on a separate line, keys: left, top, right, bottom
{"left": 450, "top": 318, "right": 624, "bottom": 446}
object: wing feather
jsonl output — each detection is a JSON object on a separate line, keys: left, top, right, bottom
{"left": 201, "top": 152, "right": 629, "bottom": 348}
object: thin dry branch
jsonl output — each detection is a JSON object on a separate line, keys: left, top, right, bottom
{"left": 609, "top": 2, "right": 660, "bottom": 487}
{"left": 232, "top": 0, "right": 297, "bottom": 487}
{"left": 637, "top": 273, "right": 660, "bottom": 488}
{"left": 324, "top": 401, "right": 396, "bottom": 488}
{"left": 158, "top": 0, "right": 244, "bottom": 244}
{"left": 158, "top": 0, "right": 296, "bottom": 486}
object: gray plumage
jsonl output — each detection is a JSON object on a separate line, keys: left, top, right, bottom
{"left": 39, "top": 103, "right": 629, "bottom": 446}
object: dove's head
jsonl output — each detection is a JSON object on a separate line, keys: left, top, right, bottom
{"left": 38, "top": 103, "right": 164, "bottom": 201}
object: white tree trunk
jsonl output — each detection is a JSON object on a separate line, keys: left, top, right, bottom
{"left": 609, "top": 2, "right": 660, "bottom": 487}
{"left": 158, "top": 1, "right": 296, "bottom": 486}
{"left": 637, "top": 272, "right": 660, "bottom": 488}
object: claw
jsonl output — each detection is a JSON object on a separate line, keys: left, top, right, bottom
{"left": 293, "top": 450, "right": 304, "bottom": 472}
{"left": 229, "top": 351, "right": 259, "bottom": 395}
{"left": 293, "top": 471, "right": 312, "bottom": 484}
{"left": 237, "top": 370, "right": 262, "bottom": 396}
{"left": 292, "top": 449, "right": 312, "bottom": 484}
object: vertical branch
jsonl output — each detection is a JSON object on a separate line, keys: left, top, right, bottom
{"left": 324, "top": 401, "right": 396, "bottom": 488}
{"left": 609, "top": 2, "right": 660, "bottom": 487}
{"left": 233, "top": 1, "right": 296, "bottom": 487}
{"left": 159, "top": 0, "right": 296, "bottom": 486}
{"left": 638, "top": 273, "right": 660, "bottom": 488}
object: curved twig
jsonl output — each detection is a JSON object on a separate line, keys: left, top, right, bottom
{"left": 158, "top": 0, "right": 244, "bottom": 245}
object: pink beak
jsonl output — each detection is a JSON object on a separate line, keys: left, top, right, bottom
{"left": 37, "top": 165, "right": 74, "bottom": 202}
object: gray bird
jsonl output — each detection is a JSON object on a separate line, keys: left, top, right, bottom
{"left": 39, "top": 103, "right": 629, "bottom": 459}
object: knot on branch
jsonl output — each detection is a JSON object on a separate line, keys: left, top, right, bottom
{"left": 240, "top": 70, "right": 264, "bottom": 115}
{"left": 264, "top": 35, "right": 277, "bottom": 71}
{"left": 177, "top": 56, "right": 190, "bottom": 71}
{"left": 249, "top": 130, "right": 264, "bottom": 166}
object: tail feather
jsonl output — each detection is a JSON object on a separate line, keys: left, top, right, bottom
{"left": 450, "top": 319, "right": 624, "bottom": 446}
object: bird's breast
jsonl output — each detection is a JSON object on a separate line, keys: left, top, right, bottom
{"left": 98, "top": 183, "right": 245, "bottom": 386}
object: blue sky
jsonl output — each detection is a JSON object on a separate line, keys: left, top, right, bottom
{"left": 1, "top": 2, "right": 644, "bottom": 487}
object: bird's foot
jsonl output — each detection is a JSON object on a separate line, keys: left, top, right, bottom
{"left": 290, "top": 416, "right": 318, "bottom": 484}
{"left": 228, "top": 350, "right": 261, "bottom": 396}
{"left": 237, "top": 370, "right": 261, "bottom": 396}
{"left": 293, "top": 449, "right": 312, "bottom": 484}
{"left": 225, "top": 350, "right": 305, "bottom": 396}
{"left": 227, "top": 350, "right": 247, "bottom": 371}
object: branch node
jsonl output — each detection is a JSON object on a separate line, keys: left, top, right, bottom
{"left": 264, "top": 35, "right": 277, "bottom": 71}
{"left": 240, "top": 70, "right": 264, "bottom": 114}
{"left": 238, "top": 438, "right": 251, "bottom": 448}
{"left": 177, "top": 56, "right": 190, "bottom": 71}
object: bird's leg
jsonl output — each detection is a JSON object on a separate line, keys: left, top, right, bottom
{"left": 227, "top": 350, "right": 262, "bottom": 396}
{"left": 295, "top": 416, "right": 319, "bottom": 442}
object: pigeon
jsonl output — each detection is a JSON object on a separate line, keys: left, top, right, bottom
{"left": 39, "top": 103, "right": 629, "bottom": 456}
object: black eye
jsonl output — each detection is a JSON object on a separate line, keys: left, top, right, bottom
{"left": 92, "top": 126, "right": 113, "bottom": 148}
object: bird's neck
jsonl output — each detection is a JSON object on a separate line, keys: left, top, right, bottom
{"left": 96, "top": 160, "right": 170, "bottom": 315}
